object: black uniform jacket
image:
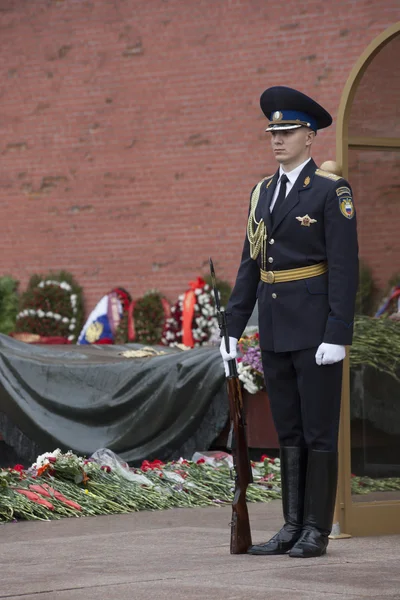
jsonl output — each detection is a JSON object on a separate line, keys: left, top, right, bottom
{"left": 226, "top": 159, "right": 359, "bottom": 353}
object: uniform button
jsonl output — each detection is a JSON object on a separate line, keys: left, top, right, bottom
{"left": 268, "top": 256, "right": 273, "bottom": 264}
{"left": 269, "top": 239, "right": 275, "bottom": 245}
{"left": 272, "top": 293, "right": 277, "bottom": 299}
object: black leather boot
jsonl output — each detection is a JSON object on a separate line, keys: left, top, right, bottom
{"left": 289, "top": 449, "right": 338, "bottom": 558}
{"left": 248, "top": 446, "right": 307, "bottom": 555}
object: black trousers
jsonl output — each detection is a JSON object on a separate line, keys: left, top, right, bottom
{"left": 261, "top": 347, "right": 343, "bottom": 452}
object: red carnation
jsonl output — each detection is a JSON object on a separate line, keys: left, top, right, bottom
{"left": 12, "top": 464, "right": 25, "bottom": 473}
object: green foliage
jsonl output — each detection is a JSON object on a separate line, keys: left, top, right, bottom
{"left": 134, "top": 291, "right": 169, "bottom": 345}
{"left": 203, "top": 274, "right": 232, "bottom": 307}
{"left": 355, "top": 260, "right": 377, "bottom": 316}
{"left": 0, "top": 276, "right": 19, "bottom": 335}
{"left": 114, "top": 312, "right": 129, "bottom": 345}
{"left": 351, "top": 315, "right": 400, "bottom": 381}
{"left": 14, "top": 271, "right": 84, "bottom": 342}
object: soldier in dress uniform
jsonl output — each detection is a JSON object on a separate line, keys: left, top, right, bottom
{"left": 219, "top": 86, "right": 359, "bottom": 558}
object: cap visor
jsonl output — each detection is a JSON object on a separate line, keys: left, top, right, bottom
{"left": 265, "top": 123, "right": 303, "bottom": 132}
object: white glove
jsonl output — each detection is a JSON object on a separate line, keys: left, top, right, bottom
{"left": 220, "top": 336, "right": 238, "bottom": 360}
{"left": 315, "top": 343, "right": 346, "bottom": 366}
{"left": 220, "top": 336, "right": 238, "bottom": 376}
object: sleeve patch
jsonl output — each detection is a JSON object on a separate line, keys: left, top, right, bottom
{"left": 339, "top": 196, "right": 355, "bottom": 219}
{"left": 336, "top": 186, "right": 351, "bottom": 197}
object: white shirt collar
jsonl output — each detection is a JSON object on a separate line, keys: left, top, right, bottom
{"left": 279, "top": 157, "right": 312, "bottom": 186}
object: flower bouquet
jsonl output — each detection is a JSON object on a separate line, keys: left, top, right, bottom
{"left": 0, "top": 449, "right": 282, "bottom": 522}
{"left": 237, "top": 333, "right": 265, "bottom": 394}
{"left": 1, "top": 449, "right": 400, "bottom": 523}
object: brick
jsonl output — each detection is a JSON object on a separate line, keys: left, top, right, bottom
{"left": 0, "top": 0, "right": 398, "bottom": 312}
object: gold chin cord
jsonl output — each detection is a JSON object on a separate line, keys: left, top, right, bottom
{"left": 247, "top": 180, "right": 268, "bottom": 270}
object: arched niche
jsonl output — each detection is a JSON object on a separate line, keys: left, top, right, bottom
{"left": 336, "top": 23, "right": 400, "bottom": 537}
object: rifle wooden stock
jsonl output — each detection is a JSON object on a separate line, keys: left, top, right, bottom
{"left": 208, "top": 257, "right": 253, "bottom": 554}
{"left": 226, "top": 376, "right": 253, "bottom": 554}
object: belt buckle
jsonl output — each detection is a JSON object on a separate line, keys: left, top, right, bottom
{"left": 265, "top": 271, "right": 275, "bottom": 284}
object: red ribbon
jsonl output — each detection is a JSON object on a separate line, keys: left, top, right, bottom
{"left": 182, "top": 290, "right": 195, "bottom": 347}
{"left": 127, "top": 300, "right": 136, "bottom": 342}
{"left": 182, "top": 277, "right": 206, "bottom": 348}
{"left": 161, "top": 297, "right": 171, "bottom": 320}
{"left": 189, "top": 277, "right": 206, "bottom": 291}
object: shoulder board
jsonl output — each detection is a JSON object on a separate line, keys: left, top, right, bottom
{"left": 315, "top": 168, "right": 342, "bottom": 182}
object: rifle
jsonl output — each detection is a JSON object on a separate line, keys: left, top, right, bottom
{"left": 209, "top": 257, "right": 253, "bottom": 554}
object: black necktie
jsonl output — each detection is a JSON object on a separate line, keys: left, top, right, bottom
{"left": 271, "top": 174, "right": 289, "bottom": 226}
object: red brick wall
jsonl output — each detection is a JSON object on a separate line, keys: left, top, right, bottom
{"left": 0, "top": 0, "right": 399, "bottom": 312}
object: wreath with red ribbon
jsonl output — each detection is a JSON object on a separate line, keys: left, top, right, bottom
{"left": 161, "top": 277, "right": 219, "bottom": 348}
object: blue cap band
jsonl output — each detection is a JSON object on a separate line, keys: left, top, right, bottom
{"left": 269, "top": 110, "right": 318, "bottom": 131}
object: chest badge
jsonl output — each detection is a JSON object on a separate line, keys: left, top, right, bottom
{"left": 296, "top": 214, "right": 317, "bottom": 227}
{"left": 303, "top": 176, "right": 311, "bottom": 187}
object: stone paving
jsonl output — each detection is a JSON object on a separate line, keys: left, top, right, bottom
{"left": 1, "top": 500, "right": 399, "bottom": 599}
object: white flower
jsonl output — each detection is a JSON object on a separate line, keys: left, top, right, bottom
{"left": 69, "top": 324, "right": 75, "bottom": 331}
{"left": 46, "top": 311, "right": 54, "bottom": 318}
{"left": 53, "top": 314, "right": 61, "bottom": 320}
{"left": 37, "top": 309, "right": 45, "bottom": 318}
{"left": 62, "top": 317, "right": 69, "bottom": 323}
{"left": 68, "top": 334, "right": 75, "bottom": 341}
{"left": 34, "top": 448, "right": 62, "bottom": 469}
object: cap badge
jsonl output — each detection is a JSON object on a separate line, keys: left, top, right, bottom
{"left": 296, "top": 214, "right": 317, "bottom": 227}
{"left": 272, "top": 111, "right": 283, "bottom": 122}
{"left": 303, "top": 176, "right": 311, "bottom": 187}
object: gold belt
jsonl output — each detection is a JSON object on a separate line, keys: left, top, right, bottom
{"left": 260, "top": 261, "right": 328, "bottom": 284}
